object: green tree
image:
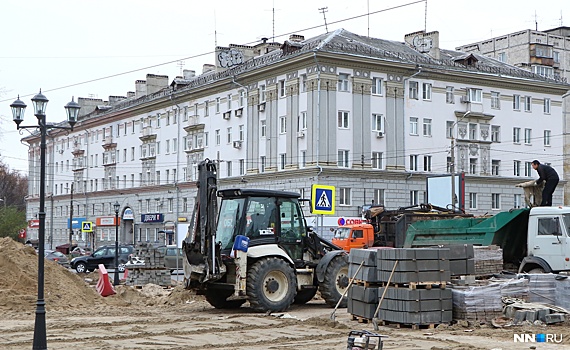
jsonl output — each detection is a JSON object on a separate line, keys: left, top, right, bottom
{"left": 0, "top": 206, "right": 26, "bottom": 240}
{"left": 0, "top": 161, "right": 28, "bottom": 240}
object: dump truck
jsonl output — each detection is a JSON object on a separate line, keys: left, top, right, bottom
{"left": 182, "top": 160, "right": 349, "bottom": 312}
{"left": 332, "top": 204, "right": 472, "bottom": 251}
{"left": 404, "top": 206, "right": 570, "bottom": 273}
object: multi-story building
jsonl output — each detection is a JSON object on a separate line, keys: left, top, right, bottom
{"left": 456, "top": 26, "right": 570, "bottom": 82}
{"left": 23, "top": 29, "right": 569, "bottom": 249}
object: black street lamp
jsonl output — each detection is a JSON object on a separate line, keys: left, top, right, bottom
{"left": 10, "top": 91, "right": 80, "bottom": 350}
{"left": 113, "top": 201, "right": 121, "bottom": 286}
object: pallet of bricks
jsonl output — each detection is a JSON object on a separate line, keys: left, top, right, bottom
{"left": 126, "top": 243, "right": 172, "bottom": 287}
{"left": 348, "top": 248, "right": 452, "bottom": 329}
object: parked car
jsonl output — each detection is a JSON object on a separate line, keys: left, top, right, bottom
{"left": 156, "top": 245, "right": 183, "bottom": 272}
{"left": 70, "top": 245, "right": 134, "bottom": 273}
{"left": 70, "top": 246, "right": 92, "bottom": 258}
{"left": 44, "top": 250, "right": 70, "bottom": 268}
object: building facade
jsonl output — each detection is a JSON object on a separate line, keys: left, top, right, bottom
{"left": 23, "top": 29, "right": 569, "bottom": 249}
{"left": 456, "top": 27, "right": 570, "bottom": 82}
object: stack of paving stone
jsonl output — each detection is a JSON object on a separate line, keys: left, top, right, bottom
{"left": 473, "top": 245, "right": 503, "bottom": 275}
{"left": 451, "top": 283, "right": 503, "bottom": 322}
{"left": 348, "top": 249, "right": 381, "bottom": 321}
{"left": 519, "top": 274, "right": 558, "bottom": 304}
{"left": 445, "top": 245, "right": 475, "bottom": 277}
{"left": 126, "top": 244, "right": 171, "bottom": 287}
{"left": 375, "top": 248, "right": 452, "bottom": 327}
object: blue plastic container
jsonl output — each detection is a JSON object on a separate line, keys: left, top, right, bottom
{"left": 233, "top": 235, "right": 250, "bottom": 253}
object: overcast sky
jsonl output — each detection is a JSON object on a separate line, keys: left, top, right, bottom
{"left": 0, "top": 0, "right": 568, "bottom": 174}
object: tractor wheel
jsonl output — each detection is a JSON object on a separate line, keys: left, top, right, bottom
{"left": 319, "top": 255, "right": 349, "bottom": 308}
{"left": 528, "top": 267, "right": 545, "bottom": 274}
{"left": 247, "top": 257, "right": 297, "bottom": 312}
{"left": 293, "top": 287, "right": 318, "bottom": 305}
{"left": 205, "top": 289, "right": 246, "bottom": 309}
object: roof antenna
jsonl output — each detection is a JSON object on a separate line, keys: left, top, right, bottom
{"left": 273, "top": 0, "right": 275, "bottom": 42}
{"left": 424, "top": 0, "right": 428, "bottom": 33}
{"left": 319, "top": 7, "right": 329, "bottom": 33}
{"left": 560, "top": 10, "right": 564, "bottom": 26}
{"left": 367, "top": 0, "right": 370, "bottom": 37}
{"left": 535, "top": 10, "right": 538, "bottom": 31}
{"left": 177, "top": 61, "right": 185, "bottom": 76}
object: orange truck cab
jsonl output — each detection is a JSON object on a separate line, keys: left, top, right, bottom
{"left": 331, "top": 224, "right": 376, "bottom": 252}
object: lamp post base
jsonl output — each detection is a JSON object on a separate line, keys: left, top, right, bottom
{"left": 32, "top": 299, "right": 47, "bottom": 349}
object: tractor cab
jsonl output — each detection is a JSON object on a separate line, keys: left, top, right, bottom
{"left": 217, "top": 189, "right": 307, "bottom": 260}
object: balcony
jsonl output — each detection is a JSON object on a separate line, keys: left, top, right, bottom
{"left": 184, "top": 116, "right": 205, "bottom": 132}
{"left": 139, "top": 126, "right": 157, "bottom": 141}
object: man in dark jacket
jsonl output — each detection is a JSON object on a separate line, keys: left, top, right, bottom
{"left": 532, "top": 160, "right": 559, "bottom": 206}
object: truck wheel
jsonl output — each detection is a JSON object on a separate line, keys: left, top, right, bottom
{"left": 205, "top": 289, "right": 246, "bottom": 309}
{"left": 293, "top": 287, "right": 318, "bottom": 305}
{"left": 247, "top": 257, "right": 297, "bottom": 312}
{"left": 319, "top": 255, "right": 349, "bottom": 308}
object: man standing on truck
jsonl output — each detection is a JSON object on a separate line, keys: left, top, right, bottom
{"left": 532, "top": 160, "right": 559, "bottom": 206}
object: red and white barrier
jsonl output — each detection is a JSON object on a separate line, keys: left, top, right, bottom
{"left": 95, "top": 264, "right": 116, "bottom": 297}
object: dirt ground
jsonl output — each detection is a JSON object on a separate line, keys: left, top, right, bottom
{"left": 2, "top": 237, "right": 570, "bottom": 350}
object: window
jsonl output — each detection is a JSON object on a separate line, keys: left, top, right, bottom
{"left": 492, "top": 160, "right": 500, "bottom": 175}
{"left": 373, "top": 189, "right": 385, "bottom": 205}
{"left": 261, "top": 120, "right": 266, "bottom": 137}
{"left": 409, "top": 155, "right": 418, "bottom": 171}
{"left": 215, "top": 97, "right": 220, "bottom": 113}
{"left": 422, "top": 118, "right": 432, "bottom": 136}
{"left": 279, "top": 80, "right": 286, "bottom": 97}
{"left": 300, "top": 150, "right": 306, "bottom": 168}
{"left": 410, "top": 117, "right": 418, "bottom": 135}
{"left": 469, "top": 158, "right": 477, "bottom": 174}
{"left": 215, "top": 129, "right": 220, "bottom": 145}
{"left": 423, "top": 155, "right": 432, "bottom": 171}
{"left": 279, "top": 117, "right": 287, "bottom": 134}
{"left": 173, "top": 138, "right": 178, "bottom": 153}
{"left": 553, "top": 51, "right": 560, "bottom": 63}
{"left": 338, "top": 111, "right": 349, "bottom": 128}
{"left": 227, "top": 127, "right": 232, "bottom": 144}
{"left": 410, "top": 190, "right": 419, "bottom": 206}
{"left": 337, "top": 150, "right": 349, "bottom": 168}
{"left": 260, "top": 156, "right": 266, "bottom": 173}
{"left": 183, "top": 107, "right": 188, "bottom": 121}
{"left": 491, "top": 92, "right": 500, "bottom": 109}
{"left": 446, "top": 86, "right": 454, "bottom": 104}
{"left": 239, "top": 90, "right": 245, "bottom": 107}
{"left": 260, "top": 84, "right": 266, "bottom": 102}
{"left": 409, "top": 81, "right": 418, "bottom": 99}
{"left": 513, "top": 95, "right": 520, "bottom": 110}
{"left": 166, "top": 140, "right": 170, "bottom": 153}
{"left": 513, "top": 160, "right": 521, "bottom": 176}
{"left": 239, "top": 125, "right": 244, "bottom": 141}
{"left": 205, "top": 101, "right": 209, "bottom": 116}
{"left": 544, "top": 130, "right": 551, "bottom": 146}
{"left": 446, "top": 121, "right": 454, "bottom": 138}
{"left": 280, "top": 153, "right": 286, "bottom": 170}
{"left": 156, "top": 171, "right": 161, "bottom": 184}
{"left": 372, "top": 114, "right": 384, "bottom": 132}
{"left": 491, "top": 125, "right": 500, "bottom": 142}
{"left": 524, "top": 161, "right": 533, "bottom": 177}
{"left": 226, "top": 161, "right": 232, "bottom": 177}
{"left": 372, "top": 152, "right": 383, "bottom": 169}
{"left": 518, "top": 128, "right": 531, "bottom": 146}
{"left": 167, "top": 198, "right": 174, "bottom": 213}
{"left": 523, "top": 96, "right": 532, "bottom": 112}
{"left": 422, "top": 83, "right": 432, "bottom": 100}
{"left": 339, "top": 188, "right": 351, "bottom": 205}
{"left": 298, "top": 111, "right": 307, "bottom": 131}
{"left": 532, "top": 65, "right": 554, "bottom": 78}
{"left": 372, "top": 78, "right": 383, "bottom": 95}
{"left": 469, "top": 123, "right": 477, "bottom": 140}
{"left": 301, "top": 74, "right": 307, "bottom": 92}
{"left": 468, "top": 88, "right": 482, "bottom": 103}
{"left": 538, "top": 217, "right": 562, "bottom": 236}
{"left": 338, "top": 73, "right": 349, "bottom": 92}
{"left": 513, "top": 194, "right": 522, "bottom": 209}
{"left": 513, "top": 127, "right": 521, "bottom": 143}
{"left": 239, "top": 159, "right": 245, "bottom": 175}
{"left": 227, "top": 94, "right": 232, "bottom": 109}
{"left": 497, "top": 52, "right": 506, "bottom": 62}
{"left": 183, "top": 198, "right": 188, "bottom": 212}
{"left": 492, "top": 193, "right": 501, "bottom": 209}
{"left": 466, "top": 193, "right": 477, "bottom": 209}
{"left": 544, "top": 98, "right": 551, "bottom": 114}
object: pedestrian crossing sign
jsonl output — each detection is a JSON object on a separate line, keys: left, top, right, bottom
{"left": 311, "top": 184, "right": 335, "bottom": 215}
{"left": 81, "top": 221, "right": 93, "bottom": 233}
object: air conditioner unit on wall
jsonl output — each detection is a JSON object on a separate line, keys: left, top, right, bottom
{"left": 297, "top": 131, "right": 305, "bottom": 138}
{"left": 460, "top": 96, "right": 470, "bottom": 103}
{"left": 235, "top": 108, "right": 243, "bottom": 117}
{"left": 233, "top": 141, "right": 242, "bottom": 149}
{"left": 258, "top": 102, "right": 266, "bottom": 112}
{"left": 223, "top": 111, "right": 231, "bottom": 120}
{"left": 376, "top": 131, "right": 384, "bottom": 138}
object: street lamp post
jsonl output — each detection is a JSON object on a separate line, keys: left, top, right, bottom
{"left": 10, "top": 91, "right": 80, "bottom": 350}
{"left": 113, "top": 201, "right": 120, "bottom": 286}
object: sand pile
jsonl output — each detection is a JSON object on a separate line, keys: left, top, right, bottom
{"left": 112, "top": 285, "right": 202, "bottom": 306}
{"left": 0, "top": 237, "right": 103, "bottom": 311}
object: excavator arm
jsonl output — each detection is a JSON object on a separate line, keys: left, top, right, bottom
{"left": 183, "top": 159, "right": 225, "bottom": 286}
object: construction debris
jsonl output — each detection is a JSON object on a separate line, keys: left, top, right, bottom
{"left": 125, "top": 244, "right": 172, "bottom": 287}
